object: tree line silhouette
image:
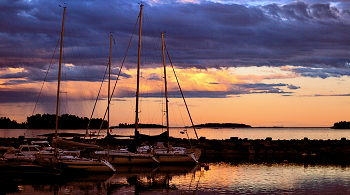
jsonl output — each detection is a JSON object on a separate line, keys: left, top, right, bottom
{"left": 0, "top": 114, "right": 107, "bottom": 129}
{"left": 332, "top": 121, "right": 350, "bottom": 129}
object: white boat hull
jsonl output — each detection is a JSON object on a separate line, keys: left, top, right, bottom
{"left": 60, "top": 158, "right": 115, "bottom": 172}
{"left": 107, "top": 154, "right": 158, "bottom": 164}
{"left": 154, "top": 153, "right": 198, "bottom": 163}
{"left": 138, "top": 145, "right": 201, "bottom": 164}
{"left": 95, "top": 150, "right": 158, "bottom": 164}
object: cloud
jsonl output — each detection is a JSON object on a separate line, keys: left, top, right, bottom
{"left": 287, "top": 84, "right": 300, "bottom": 89}
{"left": 263, "top": 2, "right": 341, "bottom": 21}
{"left": 118, "top": 82, "right": 297, "bottom": 98}
{"left": 306, "top": 93, "right": 350, "bottom": 97}
{"left": 135, "top": 89, "right": 248, "bottom": 98}
{"left": 148, "top": 73, "right": 162, "bottom": 81}
{"left": 234, "top": 83, "right": 294, "bottom": 94}
{"left": 290, "top": 66, "right": 350, "bottom": 79}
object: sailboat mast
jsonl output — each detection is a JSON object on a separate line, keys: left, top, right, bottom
{"left": 135, "top": 4, "right": 143, "bottom": 134}
{"left": 161, "top": 33, "right": 170, "bottom": 137}
{"left": 55, "top": 6, "right": 66, "bottom": 154}
{"left": 108, "top": 35, "right": 112, "bottom": 132}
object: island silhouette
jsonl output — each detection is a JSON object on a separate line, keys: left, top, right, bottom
{"left": 331, "top": 121, "right": 350, "bottom": 129}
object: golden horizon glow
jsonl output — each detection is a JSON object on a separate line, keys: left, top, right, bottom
{"left": 1, "top": 66, "right": 350, "bottom": 127}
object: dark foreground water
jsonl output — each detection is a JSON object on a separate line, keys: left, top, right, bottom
{"left": 3, "top": 162, "right": 350, "bottom": 195}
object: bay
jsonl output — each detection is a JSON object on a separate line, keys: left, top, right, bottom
{"left": 2, "top": 127, "right": 350, "bottom": 194}
{"left": 1, "top": 127, "right": 350, "bottom": 140}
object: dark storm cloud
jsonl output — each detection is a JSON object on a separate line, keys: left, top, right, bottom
{"left": 0, "top": 65, "right": 131, "bottom": 84}
{"left": 0, "top": 0, "right": 142, "bottom": 69}
{"left": 1, "top": 0, "right": 350, "bottom": 69}
{"left": 153, "top": 1, "right": 350, "bottom": 68}
{"left": 0, "top": 90, "right": 54, "bottom": 103}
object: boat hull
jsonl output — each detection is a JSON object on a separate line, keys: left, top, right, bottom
{"left": 0, "top": 163, "right": 62, "bottom": 180}
{"left": 95, "top": 150, "right": 158, "bottom": 164}
{"left": 154, "top": 153, "right": 198, "bottom": 164}
{"left": 60, "top": 159, "right": 115, "bottom": 172}
{"left": 107, "top": 154, "right": 158, "bottom": 164}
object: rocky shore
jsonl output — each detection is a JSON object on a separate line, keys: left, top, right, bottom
{"left": 198, "top": 136, "right": 350, "bottom": 165}
{"left": 2, "top": 136, "right": 350, "bottom": 164}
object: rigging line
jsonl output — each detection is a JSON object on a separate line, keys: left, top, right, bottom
{"left": 109, "top": 14, "right": 139, "bottom": 112}
{"left": 93, "top": 14, "right": 140, "bottom": 143}
{"left": 83, "top": 63, "right": 109, "bottom": 141}
{"left": 32, "top": 37, "right": 61, "bottom": 116}
{"left": 169, "top": 100, "right": 179, "bottom": 128}
{"left": 172, "top": 91, "right": 187, "bottom": 128}
{"left": 165, "top": 44, "right": 200, "bottom": 143}
{"left": 61, "top": 42, "right": 69, "bottom": 114}
{"left": 150, "top": 32, "right": 169, "bottom": 127}
{"left": 142, "top": 18, "right": 167, "bottom": 129}
{"left": 144, "top": 13, "right": 161, "bottom": 62}
{"left": 65, "top": 12, "right": 92, "bottom": 114}
{"left": 168, "top": 90, "right": 186, "bottom": 127}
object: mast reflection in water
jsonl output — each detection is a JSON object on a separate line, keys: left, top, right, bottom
{"left": 3, "top": 162, "right": 350, "bottom": 194}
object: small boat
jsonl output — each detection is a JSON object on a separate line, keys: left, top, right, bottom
{"left": 41, "top": 6, "right": 116, "bottom": 173}
{"left": 3, "top": 145, "right": 40, "bottom": 162}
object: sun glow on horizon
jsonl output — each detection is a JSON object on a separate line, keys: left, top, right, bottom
{"left": 1, "top": 65, "right": 350, "bottom": 127}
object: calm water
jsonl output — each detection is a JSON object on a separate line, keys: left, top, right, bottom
{"left": 1, "top": 127, "right": 350, "bottom": 140}
{"left": 4, "top": 162, "right": 350, "bottom": 194}
{"left": 2, "top": 128, "right": 350, "bottom": 194}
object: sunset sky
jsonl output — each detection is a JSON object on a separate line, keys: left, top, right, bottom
{"left": 1, "top": 0, "right": 350, "bottom": 127}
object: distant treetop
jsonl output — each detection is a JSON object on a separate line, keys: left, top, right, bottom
{"left": 0, "top": 117, "right": 25, "bottom": 129}
{"left": 111, "top": 123, "right": 166, "bottom": 128}
{"left": 194, "top": 123, "right": 251, "bottom": 128}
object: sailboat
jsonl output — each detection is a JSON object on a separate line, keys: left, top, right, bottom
{"left": 130, "top": 4, "right": 200, "bottom": 164}
{"left": 51, "top": 6, "right": 115, "bottom": 172}
{"left": 94, "top": 34, "right": 158, "bottom": 164}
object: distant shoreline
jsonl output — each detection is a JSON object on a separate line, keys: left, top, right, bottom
{"left": 0, "top": 116, "right": 342, "bottom": 129}
{"left": 194, "top": 123, "right": 251, "bottom": 128}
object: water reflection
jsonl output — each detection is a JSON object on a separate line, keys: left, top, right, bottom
{"left": 3, "top": 165, "right": 200, "bottom": 195}
{"left": 3, "top": 127, "right": 350, "bottom": 140}
{"left": 4, "top": 163, "right": 350, "bottom": 194}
